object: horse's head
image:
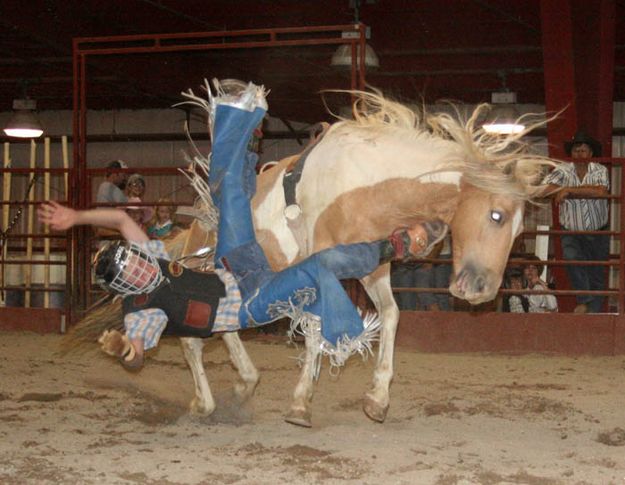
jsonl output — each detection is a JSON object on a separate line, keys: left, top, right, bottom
{"left": 448, "top": 184, "right": 525, "bottom": 304}
{"left": 420, "top": 104, "right": 558, "bottom": 305}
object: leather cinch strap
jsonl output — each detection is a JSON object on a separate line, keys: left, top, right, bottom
{"left": 283, "top": 122, "right": 329, "bottom": 207}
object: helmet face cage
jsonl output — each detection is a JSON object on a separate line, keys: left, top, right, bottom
{"left": 94, "top": 241, "right": 164, "bottom": 296}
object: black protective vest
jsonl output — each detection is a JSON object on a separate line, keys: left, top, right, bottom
{"left": 122, "top": 259, "right": 226, "bottom": 338}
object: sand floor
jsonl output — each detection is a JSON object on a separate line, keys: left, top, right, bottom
{"left": 1, "top": 330, "right": 625, "bottom": 484}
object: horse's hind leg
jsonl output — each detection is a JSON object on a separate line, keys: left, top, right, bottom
{"left": 361, "top": 265, "right": 399, "bottom": 423}
{"left": 221, "top": 332, "right": 259, "bottom": 402}
{"left": 285, "top": 330, "right": 320, "bottom": 428}
{"left": 179, "top": 337, "right": 216, "bottom": 415}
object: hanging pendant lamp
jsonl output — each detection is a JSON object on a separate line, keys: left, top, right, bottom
{"left": 4, "top": 99, "right": 44, "bottom": 138}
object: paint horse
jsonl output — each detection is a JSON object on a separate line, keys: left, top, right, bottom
{"left": 177, "top": 91, "right": 554, "bottom": 427}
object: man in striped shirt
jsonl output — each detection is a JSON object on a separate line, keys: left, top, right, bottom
{"left": 542, "top": 131, "right": 610, "bottom": 313}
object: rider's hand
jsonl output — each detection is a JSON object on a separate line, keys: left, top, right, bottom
{"left": 98, "top": 329, "right": 132, "bottom": 358}
{"left": 37, "top": 201, "right": 77, "bottom": 231}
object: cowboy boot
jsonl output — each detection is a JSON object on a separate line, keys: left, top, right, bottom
{"left": 379, "top": 220, "right": 448, "bottom": 264}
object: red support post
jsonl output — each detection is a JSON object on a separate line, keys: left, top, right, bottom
{"left": 540, "top": 0, "right": 578, "bottom": 156}
{"left": 540, "top": 0, "right": 578, "bottom": 311}
{"left": 540, "top": 0, "right": 617, "bottom": 312}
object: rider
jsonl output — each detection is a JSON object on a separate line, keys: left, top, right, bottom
{"left": 38, "top": 81, "right": 447, "bottom": 370}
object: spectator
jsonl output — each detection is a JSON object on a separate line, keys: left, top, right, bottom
{"left": 523, "top": 255, "right": 558, "bottom": 313}
{"left": 96, "top": 160, "right": 128, "bottom": 204}
{"left": 126, "top": 197, "right": 153, "bottom": 232}
{"left": 125, "top": 174, "right": 153, "bottom": 232}
{"left": 501, "top": 266, "right": 529, "bottom": 313}
{"left": 391, "top": 262, "right": 420, "bottom": 310}
{"left": 147, "top": 197, "right": 182, "bottom": 240}
{"left": 419, "top": 235, "right": 452, "bottom": 311}
{"left": 391, "top": 235, "right": 452, "bottom": 311}
{"left": 542, "top": 131, "right": 609, "bottom": 313}
{"left": 126, "top": 173, "right": 147, "bottom": 200}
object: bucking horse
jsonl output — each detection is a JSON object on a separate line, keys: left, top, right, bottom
{"left": 171, "top": 83, "right": 555, "bottom": 427}
{"left": 68, "top": 82, "right": 555, "bottom": 428}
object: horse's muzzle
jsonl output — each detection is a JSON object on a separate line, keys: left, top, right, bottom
{"left": 449, "top": 264, "right": 499, "bottom": 305}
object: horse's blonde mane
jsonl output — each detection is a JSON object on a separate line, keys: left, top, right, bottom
{"left": 332, "top": 90, "right": 557, "bottom": 201}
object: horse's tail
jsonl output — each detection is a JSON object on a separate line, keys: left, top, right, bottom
{"left": 58, "top": 297, "right": 123, "bottom": 357}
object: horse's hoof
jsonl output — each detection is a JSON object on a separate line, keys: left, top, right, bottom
{"left": 233, "top": 380, "right": 259, "bottom": 403}
{"left": 285, "top": 409, "right": 312, "bottom": 428}
{"left": 189, "top": 398, "right": 215, "bottom": 416}
{"left": 363, "top": 395, "right": 388, "bottom": 423}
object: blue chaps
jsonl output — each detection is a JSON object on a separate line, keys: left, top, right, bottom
{"left": 210, "top": 104, "right": 380, "bottom": 344}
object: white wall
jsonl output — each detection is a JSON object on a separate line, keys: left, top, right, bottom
{"left": 0, "top": 108, "right": 313, "bottom": 214}
{"left": 0, "top": 101, "right": 581, "bottom": 251}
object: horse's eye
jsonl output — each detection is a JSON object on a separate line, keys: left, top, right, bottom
{"left": 490, "top": 210, "right": 504, "bottom": 224}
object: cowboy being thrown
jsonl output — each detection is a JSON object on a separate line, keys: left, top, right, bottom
{"left": 38, "top": 80, "right": 447, "bottom": 370}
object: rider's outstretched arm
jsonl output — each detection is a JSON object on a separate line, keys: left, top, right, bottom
{"left": 38, "top": 201, "right": 148, "bottom": 243}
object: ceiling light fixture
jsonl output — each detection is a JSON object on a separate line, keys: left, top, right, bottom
{"left": 330, "top": 32, "right": 380, "bottom": 69}
{"left": 330, "top": 0, "right": 379, "bottom": 70}
{"left": 482, "top": 71, "right": 525, "bottom": 135}
{"left": 4, "top": 98, "right": 44, "bottom": 138}
{"left": 482, "top": 92, "right": 525, "bottom": 135}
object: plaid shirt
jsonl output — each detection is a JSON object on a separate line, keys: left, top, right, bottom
{"left": 543, "top": 162, "right": 609, "bottom": 231}
{"left": 124, "top": 240, "right": 242, "bottom": 350}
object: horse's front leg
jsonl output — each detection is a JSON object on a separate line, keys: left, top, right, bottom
{"left": 221, "top": 331, "right": 259, "bottom": 402}
{"left": 285, "top": 325, "right": 321, "bottom": 428}
{"left": 361, "top": 264, "right": 399, "bottom": 423}
{"left": 179, "top": 337, "right": 216, "bottom": 415}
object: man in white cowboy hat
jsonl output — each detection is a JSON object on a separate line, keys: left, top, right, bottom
{"left": 542, "top": 131, "right": 610, "bottom": 313}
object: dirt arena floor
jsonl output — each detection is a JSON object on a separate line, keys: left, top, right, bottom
{"left": 1, "top": 330, "right": 625, "bottom": 484}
